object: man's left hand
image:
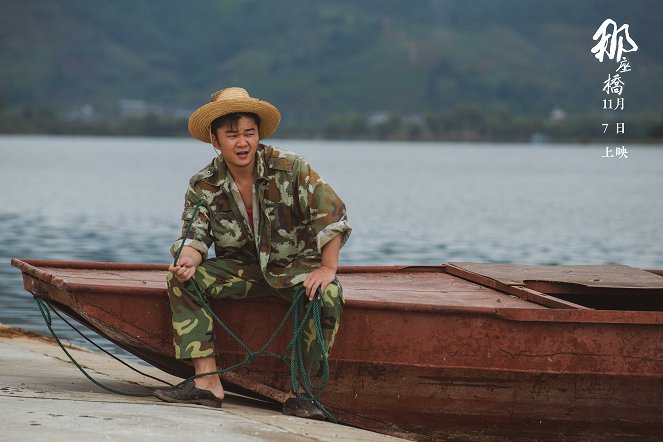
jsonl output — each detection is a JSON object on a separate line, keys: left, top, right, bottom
{"left": 303, "top": 265, "right": 336, "bottom": 301}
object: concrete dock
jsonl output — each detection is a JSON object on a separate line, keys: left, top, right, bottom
{"left": 0, "top": 325, "right": 405, "bottom": 441}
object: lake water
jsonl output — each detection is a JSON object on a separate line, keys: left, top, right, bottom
{"left": 1, "top": 135, "right": 662, "bottom": 359}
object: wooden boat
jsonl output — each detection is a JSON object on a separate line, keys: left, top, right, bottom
{"left": 11, "top": 258, "right": 663, "bottom": 440}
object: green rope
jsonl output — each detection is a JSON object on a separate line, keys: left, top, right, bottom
{"left": 34, "top": 297, "right": 156, "bottom": 397}
{"left": 182, "top": 278, "right": 335, "bottom": 422}
{"left": 48, "top": 303, "right": 173, "bottom": 387}
{"left": 286, "top": 286, "right": 333, "bottom": 418}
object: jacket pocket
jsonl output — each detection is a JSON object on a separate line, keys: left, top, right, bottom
{"left": 211, "top": 209, "right": 247, "bottom": 245}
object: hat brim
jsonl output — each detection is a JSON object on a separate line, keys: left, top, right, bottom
{"left": 188, "top": 97, "right": 281, "bottom": 143}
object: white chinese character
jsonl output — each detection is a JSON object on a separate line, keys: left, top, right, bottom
{"left": 616, "top": 122, "right": 624, "bottom": 134}
{"left": 602, "top": 74, "right": 624, "bottom": 95}
{"left": 616, "top": 146, "right": 628, "bottom": 158}
{"left": 591, "top": 19, "right": 638, "bottom": 63}
{"left": 602, "top": 147, "right": 614, "bottom": 158}
{"left": 616, "top": 57, "right": 632, "bottom": 73}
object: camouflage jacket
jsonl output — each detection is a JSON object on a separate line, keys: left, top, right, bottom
{"left": 171, "top": 144, "right": 351, "bottom": 288}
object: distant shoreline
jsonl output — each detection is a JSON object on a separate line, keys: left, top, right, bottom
{"left": 1, "top": 109, "right": 661, "bottom": 145}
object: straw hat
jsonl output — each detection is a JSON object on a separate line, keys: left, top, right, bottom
{"left": 188, "top": 87, "right": 281, "bottom": 142}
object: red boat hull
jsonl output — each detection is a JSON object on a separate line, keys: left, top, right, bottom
{"left": 12, "top": 259, "right": 663, "bottom": 440}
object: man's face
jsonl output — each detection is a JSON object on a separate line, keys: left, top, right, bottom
{"left": 211, "top": 115, "right": 260, "bottom": 172}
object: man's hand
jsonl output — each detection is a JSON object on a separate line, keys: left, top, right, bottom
{"left": 303, "top": 265, "right": 336, "bottom": 301}
{"left": 169, "top": 246, "right": 203, "bottom": 283}
{"left": 303, "top": 234, "right": 342, "bottom": 301}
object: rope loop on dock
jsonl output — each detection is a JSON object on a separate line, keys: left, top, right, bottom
{"left": 34, "top": 297, "right": 168, "bottom": 397}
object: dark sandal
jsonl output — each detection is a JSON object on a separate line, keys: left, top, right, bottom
{"left": 282, "top": 393, "right": 325, "bottom": 421}
{"left": 154, "top": 380, "right": 223, "bottom": 408}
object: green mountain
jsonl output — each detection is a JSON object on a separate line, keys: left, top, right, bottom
{"left": 1, "top": 0, "right": 661, "bottom": 138}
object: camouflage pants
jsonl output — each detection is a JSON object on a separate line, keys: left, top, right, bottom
{"left": 166, "top": 258, "right": 343, "bottom": 380}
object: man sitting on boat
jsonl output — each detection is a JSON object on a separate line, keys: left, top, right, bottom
{"left": 153, "top": 87, "right": 351, "bottom": 420}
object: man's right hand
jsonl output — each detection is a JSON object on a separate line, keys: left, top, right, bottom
{"left": 169, "top": 246, "right": 203, "bottom": 282}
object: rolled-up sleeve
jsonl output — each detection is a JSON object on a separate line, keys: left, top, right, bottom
{"left": 296, "top": 159, "right": 351, "bottom": 252}
{"left": 170, "top": 186, "right": 213, "bottom": 261}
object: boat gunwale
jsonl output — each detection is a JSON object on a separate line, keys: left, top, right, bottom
{"left": 13, "top": 258, "right": 663, "bottom": 325}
